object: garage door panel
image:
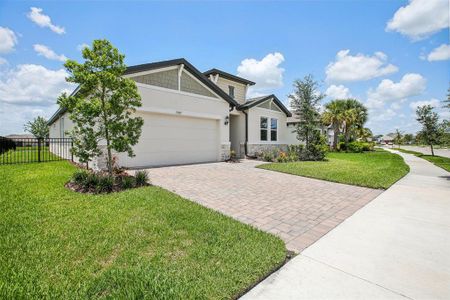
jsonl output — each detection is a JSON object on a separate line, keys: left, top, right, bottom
{"left": 120, "top": 113, "right": 220, "bottom": 167}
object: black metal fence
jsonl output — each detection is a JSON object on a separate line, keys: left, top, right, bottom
{"left": 0, "top": 137, "right": 73, "bottom": 165}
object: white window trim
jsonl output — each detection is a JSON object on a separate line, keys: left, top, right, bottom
{"left": 270, "top": 118, "right": 278, "bottom": 142}
{"left": 260, "top": 116, "right": 279, "bottom": 143}
{"left": 260, "top": 116, "right": 268, "bottom": 141}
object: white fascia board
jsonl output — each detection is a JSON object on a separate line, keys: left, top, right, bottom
{"left": 137, "top": 106, "right": 222, "bottom": 120}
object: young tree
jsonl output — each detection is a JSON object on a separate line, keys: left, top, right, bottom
{"left": 289, "top": 75, "right": 326, "bottom": 160}
{"left": 24, "top": 116, "right": 49, "bottom": 139}
{"left": 416, "top": 105, "right": 441, "bottom": 156}
{"left": 289, "top": 75, "right": 324, "bottom": 146}
{"left": 444, "top": 86, "right": 450, "bottom": 110}
{"left": 58, "top": 39, "right": 143, "bottom": 175}
{"left": 403, "top": 133, "right": 414, "bottom": 145}
{"left": 393, "top": 129, "right": 403, "bottom": 148}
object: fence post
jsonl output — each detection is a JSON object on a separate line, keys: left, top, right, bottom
{"left": 71, "top": 140, "right": 74, "bottom": 162}
{"left": 38, "top": 138, "right": 41, "bottom": 162}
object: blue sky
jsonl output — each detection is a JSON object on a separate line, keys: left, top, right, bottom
{"left": 0, "top": 0, "right": 448, "bottom": 135}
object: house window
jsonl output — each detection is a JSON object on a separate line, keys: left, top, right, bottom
{"left": 228, "top": 85, "right": 235, "bottom": 98}
{"left": 271, "top": 118, "right": 277, "bottom": 141}
{"left": 60, "top": 117, "right": 64, "bottom": 138}
{"left": 260, "top": 117, "right": 268, "bottom": 141}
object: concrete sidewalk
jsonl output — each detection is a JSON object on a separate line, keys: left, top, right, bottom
{"left": 242, "top": 150, "right": 450, "bottom": 300}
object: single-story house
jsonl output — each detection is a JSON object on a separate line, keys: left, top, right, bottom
{"left": 48, "top": 58, "right": 302, "bottom": 169}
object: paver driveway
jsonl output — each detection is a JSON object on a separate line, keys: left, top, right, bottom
{"left": 143, "top": 160, "right": 382, "bottom": 252}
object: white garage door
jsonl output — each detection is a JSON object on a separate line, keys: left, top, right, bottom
{"left": 120, "top": 112, "right": 220, "bottom": 168}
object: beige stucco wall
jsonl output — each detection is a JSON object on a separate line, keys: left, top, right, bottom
{"left": 114, "top": 83, "right": 230, "bottom": 167}
{"left": 229, "top": 111, "right": 246, "bottom": 157}
{"left": 286, "top": 123, "right": 302, "bottom": 145}
{"left": 215, "top": 77, "right": 247, "bottom": 104}
{"left": 247, "top": 107, "right": 288, "bottom": 145}
{"left": 49, "top": 112, "right": 74, "bottom": 139}
{"left": 48, "top": 69, "right": 233, "bottom": 169}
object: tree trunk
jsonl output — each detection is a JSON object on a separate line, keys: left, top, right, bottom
{"left": 430, "top": 143, "right": 434, "bottom": 156}
{"left": 100, "top": 87, "right": 113, "bottom": 176}
{"left": 333, "top": 124, "right": 339, "bottom": 150}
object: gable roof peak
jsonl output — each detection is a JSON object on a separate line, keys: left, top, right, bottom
{"left": 203, "top": 68, "right": 255, "bottom": 86}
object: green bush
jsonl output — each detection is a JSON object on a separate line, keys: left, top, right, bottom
{"left": 83, "top": 173, "right": 99, "bottom": 189}
{"left": 347, "top": 141, "right": 364, "bottom": 153}
{"left": 299, "top": 132, "right": 327, "bottom": 161}
{"left": 135, "top": 170, "right": 149, "bottom": 186}
{"left": 96, "top": 175, "right": 114, "bottom": 193}
{"left": 346, "top": 141, "right": 375, "bottom": 153}
{"left": 261, "top": 150, "right": 277, "bottom": 162}
{"left": 71, "top": 169, "right": 89, "bottom": 184}
{"left": 120, "top": 176, "right": 135, "bottom": 189}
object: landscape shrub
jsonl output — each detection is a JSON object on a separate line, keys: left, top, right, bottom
{"left": 135, "top": 170, "right": 149, "bottom": 186}
{"left": 299, "top": 132, "right": 328, "bottom": 161}
{"left": 347, "top": 141, "right": 364, "bottom": 153}
{"left": 120, "top": 176, "right": 135, "bottom": 189}
{"left": 260, "top": 150, "right": 277, "bottom": 162}
{"left": 83, "top": 173, "right": 99, "bottom": 189}
{"left": 69, "top": 168, "right": 149, "bottom": 194}
{"left": 96, "top": 175, "right": 114, "bottom": 193}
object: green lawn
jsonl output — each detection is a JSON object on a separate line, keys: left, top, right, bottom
{"left": 258, "top": 150, "right": 409, "bottom": 189}
{"left": 0, "top": 146, "right": 61, "bottom": 164}
{"left": 0, "top": 162, "right": 286, "bottom": 299}
{"left": 393, "top": 148, "right": 450, "bottom": 172}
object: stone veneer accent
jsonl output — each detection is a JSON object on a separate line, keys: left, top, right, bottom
{"left": 247, "top": 144, "right": 288, "bottom": 157}
{"left": 220, "top": 143, "right": 231, "bottom": 161}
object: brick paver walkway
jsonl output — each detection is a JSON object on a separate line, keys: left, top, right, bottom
{"left": 142, "top": 160, "right": 382, "bottom": 252}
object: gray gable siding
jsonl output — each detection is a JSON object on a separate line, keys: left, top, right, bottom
{"left": 133, "top": 69, "right": 178, "bottom": 90}
{"left": 180, "top": 71, "right": 216, "bottom": 98}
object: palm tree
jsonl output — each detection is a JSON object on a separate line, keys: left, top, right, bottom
{"left": 342, "top": 99, "right": 368, "bottom": 144}
{"left": 322, "top": 100, "right": 345, "bottom": 150}
{"left": 358, "top": 127, "right": 373, "bottom": 142}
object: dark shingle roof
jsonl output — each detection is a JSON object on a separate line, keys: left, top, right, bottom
{"left": 203, "top": 68, "right": 255, "bottom": 86}
{"left": 237, "top": 94, "right": 292, "bottom": 117}
{"left": 48, "top": 58, "right": 239, "bottom": 125}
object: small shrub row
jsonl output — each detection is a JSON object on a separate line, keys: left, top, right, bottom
{"left": 257, "top": 142, "right": 327, "bottom": 163}
{"left": 69, "top": 169, "right": 149, "bottom": 194}
{"left": 338, "top": 141, "right": 375, "bottom": 153}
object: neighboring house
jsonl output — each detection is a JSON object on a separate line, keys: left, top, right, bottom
{"left": 380, "top": 135, "right": 394, "bottom": 144}
{"left": 48, "top": 58, "right": 293, "bottom": 169}
{"left": 286, "top": 115, "right": 334, "bottom": 146}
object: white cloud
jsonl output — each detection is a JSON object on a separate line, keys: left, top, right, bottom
{"left": 325, "top": 50, "right": 398, "bottom": 82}
{"left": 426, "top": 44, "right": 450, "bottom": 61}
{"left": 0, "top": 101, "right": 59, "bottom": 135}
{"left": 0, "top": 27, "right": 18, "bottom": 53}
{"left": 366, "top": 73, "right": 426, "bottom": 109}
{"left": 386, "top": 0, "right": 449, "bottom": 41}
{"left": 0, "top": 64, "right": 74, "bottom": 106}
{"left": 27, "top": 7, "right": 65, "bottom": 34}
{"left": 325, "top": 84, "right": 351, "bottom": 99}
{"left": 33, "top": 44, "right": 67, "bottom": 62}
{"left": 77, "top": 43, "right": 89, "bottom": 51}
{"left": 409, "top": 98, "right": 441, "bottom": 110}
{"left": 237, "top": 52, "right": 285, "bottom": 97}
{"left": 0, "top": 57, "right": 7, "bottom": 65}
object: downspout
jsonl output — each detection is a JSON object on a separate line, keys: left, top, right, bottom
{"left": 242, "top": 110, "right": 248, "bottom": 157}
